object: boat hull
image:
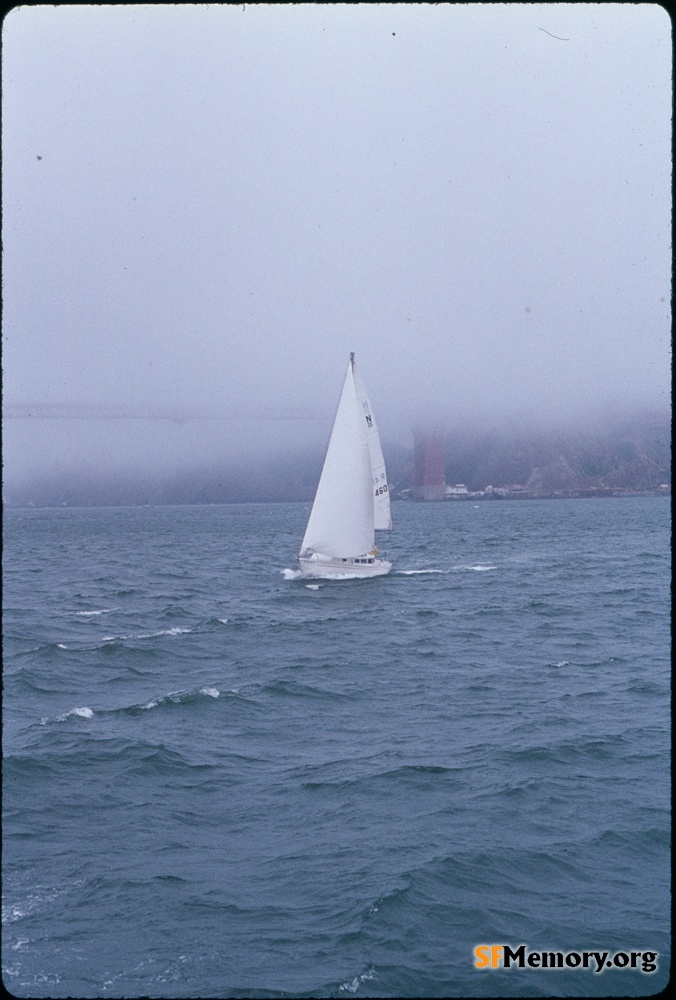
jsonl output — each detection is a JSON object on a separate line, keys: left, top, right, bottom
{"left": 299, "top": 553, "right": 391, "bottom": 579}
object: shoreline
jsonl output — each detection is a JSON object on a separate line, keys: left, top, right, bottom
{"left": 3, "top": 489, "right": 671, "bottom": 510}
{"left": 404, "top": 487, "right": 671, "bottom": 502}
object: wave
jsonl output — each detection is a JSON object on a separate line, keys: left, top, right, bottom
{"left": 11, "top": 641, "right": 90, "bottom": 658}
{"left": 122, "top": 686, "right": 224, "bottom": 714}
{"left": 501, "top": 733, "right": 629, "bottom": 767}
{"left": 2, "top": 878, "right": 85, "bottom": 926}
{"left": 102, "top": 626, "right": 194, "bottom": 642}
{"left": 38, "top": 686, "right": 225, "bottom": 726}
{"left": 301, "top": 763, "right": 461, "bottom": 793}
{"left": 40, "top": 705, "right": 95, "bottom": 725}
{"left": 396, "top": 564, "right": 502, "bottom": 576}
{"left": 20, "top": 625, "right": 203, "bottom": 654}
{"left": 73, "top": 608, "right": 120, "bottom": 616}
{"left": 56, "top": 706, "right": 94, "bottom": 721}
{"left": 396, "top": 568, "right": 446, "bottom": 575}
{"left": 281, "top": 568, "right": 303, "bottom": 580}
{"left": 7, "top": 738, "right": 208, "bottom": 780}
{"left": 282, "top": 567, "right": 388, "bottom": 582}
{"left": 259, "top": 679, "right": 356, "bottom": 702}
{"left": 138, "top": 687, "right": 221, "bottom": 711}
{"left": 339, "top": 967, "right": 376, "bottom": 993}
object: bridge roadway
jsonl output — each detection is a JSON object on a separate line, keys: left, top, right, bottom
{"left": 3, "top": 403, "right": 316, "bottom": 422}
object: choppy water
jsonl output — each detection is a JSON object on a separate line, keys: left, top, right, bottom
{"left": 2, "top": 497, "right": 671, "bottom": 998}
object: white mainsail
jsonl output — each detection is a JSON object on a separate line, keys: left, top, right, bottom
{"left": 299, "top": 354, "right": 392, "bottom": 577}
{"left": 300, "top": 357, "right": 374, "bottom": 559}
{"left": 352, "top": 359, "right": 392, "bottom": 531}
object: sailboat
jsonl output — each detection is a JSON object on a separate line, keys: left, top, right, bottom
{"left": 299, "top": 353, "right": 392, "bottom": 578}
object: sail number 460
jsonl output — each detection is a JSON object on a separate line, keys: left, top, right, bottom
{"left": 375, "top": 485, "right": 388, "bottom": 496}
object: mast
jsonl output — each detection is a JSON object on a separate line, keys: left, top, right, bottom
{"left": 351, "top": 356, "right": 392, "bottom": 531}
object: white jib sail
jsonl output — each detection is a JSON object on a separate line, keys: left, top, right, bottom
{"left": 352, "top": 360, "right": 392, "bottom": 531}
{"left": 300, "top": 359, "right": 374, "bottom": 558}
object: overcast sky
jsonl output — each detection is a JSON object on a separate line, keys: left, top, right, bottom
{"left": 2, "top": 3, "right": 671, "bottom": 485}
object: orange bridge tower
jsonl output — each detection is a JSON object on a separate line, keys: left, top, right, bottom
{"left": 412, "top": 427, "right": 447, "bottom": 501}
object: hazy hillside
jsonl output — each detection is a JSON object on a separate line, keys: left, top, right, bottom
{"left": 439, "top": 415, "right": 671, "bottom": 494}
{"left": 4, "top": 412, "right": 670, "bottom": 507}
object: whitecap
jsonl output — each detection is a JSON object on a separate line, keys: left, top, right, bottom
{"left": 341, "top": 979, "right": 361, "bottom": 994}
{"left": 2, "top": 903, "right": 29, "bottom": 923}
{"left": 75, "top": 608, "right": 119, "bottom": 616}
{"left": 285, "top": 567, "right": 373, "bottom": 582}
{"left": 217, "top": 618, "right": 229, "bottom": 624}
{"left": 57, "top": 643, "right": 67, "bottom": 649}
{"left": 281, "top": 568, "right": 303, "bottom": 580}
{"left": 2, "top": 879, "right": 85, "bottom": 925}
{"left": 133, "top": 627, "right": 193, "bottom": 640}
{"left": 103, "top": 627, "right": 192, "bottom": 642}
{"left": 305, "top": 584, "right": 320, "bottom": 590}
{"left": 397, "top": 568, "right": 445, "bottom": 575}
{"left": 56, "top": 706, "right": 94, "bottom": 721}
{"left": 200, "top": 687, "right": 220, "bottom": 698}
{"left": 339, "top": 969, "right": 376, "bottom": 993}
